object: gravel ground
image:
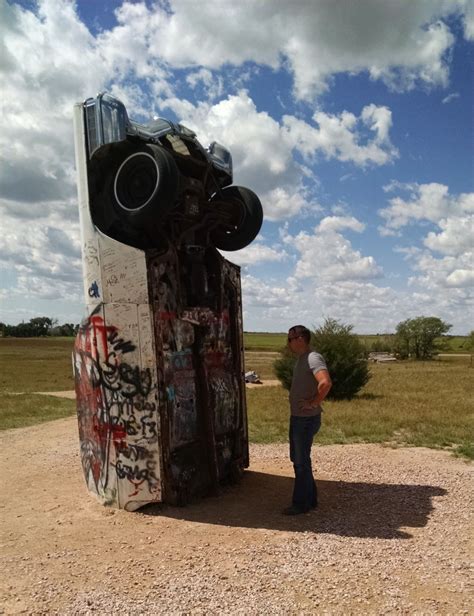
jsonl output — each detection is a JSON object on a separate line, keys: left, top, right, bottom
{"left": 0, "top": 417, "right": 472, "bottom": 615}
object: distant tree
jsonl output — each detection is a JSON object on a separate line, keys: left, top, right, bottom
{"left": 58, "top": 323, "right": 77, "bottom": 336}
{"left": 394, "top": 316, "right": 452, "bottom": 360}
{"left": 10, "top": 322, "right": 34, "bottom": 337}
{"left": 274, "top": 318, "right": 370, "bottom": 400}
{"left": 28, "top": 317, "right": 54, "bottom": 337}
{"left": 465, "top": 330, "right": 474, "bottom": 352}
{"left": 2, "top": 317, "right": 57, "bottom": 337}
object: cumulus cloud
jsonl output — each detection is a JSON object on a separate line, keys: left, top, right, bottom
{"left": 241, "top": 271, "right": 436, "bottom": 334}
{"left": 316, "top": 216, "right": 366, "bottom": 233}
{"left": 379, "top": 183, "right": 473, "bottom": 320}
{"left": 93, "top": 0, "right": 471, "bottom": 100}
{"left": 0, "top": 203, "right": 82, "bottom": 301}
{"left": 241, "top": 274, "right": 292, "bottom": 308}
{"left": 379, "top": 182, "right": 474, "bottom": 231}
{"left": 424, "top": 215, "right": 473, "bottom": 255}
{"left": 407, "top": 250, "right": 473, "bottom": 295}
{"left": 281, "top": 217, "right": 383, "bottom": 283}
{"left": 283, "top": 105, "right": 398, "bottom": 166}
{"left": 446, "top": 269, "right": 474, "bottom": 287}
{"left": 185, "top": 68, "right": 224, "bottom": 100}
{"left": 220, "top": 243, "right": 287, "bottom": 267}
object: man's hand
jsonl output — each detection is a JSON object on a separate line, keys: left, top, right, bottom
{"left": 306, "top": 369, "right": 332, "bottom": 407}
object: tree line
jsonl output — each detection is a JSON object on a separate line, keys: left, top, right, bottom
{"left": 0, "top": 317, "right": 79, "bottom": 338}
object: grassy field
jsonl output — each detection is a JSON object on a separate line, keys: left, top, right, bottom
{"left": 0, "top": 337, "right": 75, "bottom": 392}
{"left": 0, "top": 393, "right": 75, "bottom": 430}
{"left": 244, "top": 332, "right": 471, "bottom": 353}
{"left": 247, "top": 357, "right": 474, "bottom": 459}
{"left": 0, "top": 338, "right": 76, "bottom": 429}
{"left": 1, "top": 338, "right": 472, "bottom": 459}
{"left": 243, "top": 332, "right": 286, "bottom": 351}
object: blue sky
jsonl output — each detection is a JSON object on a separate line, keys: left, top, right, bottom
{"left": 0, "top": 0, "right": 473, "bottom": 333}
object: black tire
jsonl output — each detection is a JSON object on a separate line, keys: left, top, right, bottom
{"left": 112, "top": 143, "right": 178, "bottom": 224}
{"left": 89, "top": 141, "right": 178, "bottom": 247}
{"left": 210, "top": 186, "right": 263, "bottom": 251}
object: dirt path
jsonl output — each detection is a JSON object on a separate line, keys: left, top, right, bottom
{"left": 1, "top": 418, "right": 472, "bottom": 615}
{"left": 34, "top": 380, "right": 283, "bottom": 399}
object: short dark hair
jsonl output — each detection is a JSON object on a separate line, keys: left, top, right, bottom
{"left": 288, "top": 325, "right": 311, "bottom": 343}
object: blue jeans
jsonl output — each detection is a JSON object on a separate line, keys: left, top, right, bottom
{"left": 289, "top": 414, "right": 321, "bottom": 510}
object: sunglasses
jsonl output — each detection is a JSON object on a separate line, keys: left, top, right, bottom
{"left": 287, "top": 335, "right": 302, "bottom": 342}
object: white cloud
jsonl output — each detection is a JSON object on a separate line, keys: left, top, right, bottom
{"left": 379, "top": 184, "right": 474, "bottom": 303}
{"left": 316, "top": 216, "right": 366, "bottom": 233}
{"left": 91, "top": 0, "right": 470, "bottom": 100}
{"left": 462, "top": 0, "right": 474, "bottom": 40}
{"left": 220, "top": 243, "right": 287, "bottom": 266}
{"left": 0, "top": 203, "right": 82, "bottom": 301}
{"left": 8, "top": 0, "right": 460, "bottom": 110}
{"left": 282, "top": 218, "right": 383, "bottom": 283}
{"left": 185, "top": 68, "right": 224, "bottom": 100}
{"left": 407, "top": 250, "right": 473, "bottom": 295}
{"left": 446, "top": 269, "right": 474, "bottom": 287}
{"left": 424, "top": 215, "right": 473, "bottom": 255}
{"left": 283, "top": 105, "right": 398, "bottom": 166}
{"left": 442, "top": 92, "right": 460, "bottom": 104}
{"left": 241, "top": 275, "right": 292, "bottom": 308}
{"left": 378, "top": 182, "right": 474, "bottom": 231}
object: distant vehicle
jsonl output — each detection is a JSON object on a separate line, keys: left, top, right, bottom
{"left": 368, "top": 352, "right": 397, "bottom": 363}
{"left": 84, "top": 93, "right": 263, "bottom": 252}
{"left": 245, "top": 370, "right": 262, "bottom": 384}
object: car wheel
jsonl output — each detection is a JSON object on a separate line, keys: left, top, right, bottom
{"left": 89, "top": 142, "right": 178, "bottom": 247}
{"left": 112, "top": 143, "right": 178, "bottom": 223}
{"left": 210, "top": 186, "right": 263, "bottom": 251}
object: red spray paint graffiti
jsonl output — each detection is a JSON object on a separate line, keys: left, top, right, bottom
{"left": 73, "top": 308, "right": 160, "bottom": 504}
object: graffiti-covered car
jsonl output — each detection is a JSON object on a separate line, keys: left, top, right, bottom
{"left": 85, "top": 93, "right": 263, "bottom": 251}
{"left": 73, "top": 94, "right": 262, "bottom": 511}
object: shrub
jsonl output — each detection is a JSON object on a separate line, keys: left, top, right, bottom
{"left": 274, "top": 318, "right": 370, "bottom": 400}
{"left": 273, "top": 346, "right": 294, "bottom": 391}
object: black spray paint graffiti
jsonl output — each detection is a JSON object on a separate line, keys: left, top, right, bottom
{"left": 74, "top": 308, "right": 160, "bottom": 502}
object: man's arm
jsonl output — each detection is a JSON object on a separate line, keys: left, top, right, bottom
{"left": 309, "top": 369, "right": 332, "bottom": 407}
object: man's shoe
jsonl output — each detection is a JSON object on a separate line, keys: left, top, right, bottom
{"left": 282, "top": 505, "right": 309, "bottom": 515}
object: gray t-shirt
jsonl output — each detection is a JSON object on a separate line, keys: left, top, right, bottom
{"left": 289, "top": 351, "right": 328, "bottom": 416}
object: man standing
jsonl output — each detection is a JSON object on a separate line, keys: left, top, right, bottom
{"left": 284, "top": 325, "right": 332, "bottom": 515}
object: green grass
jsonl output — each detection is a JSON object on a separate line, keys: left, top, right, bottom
{"left": 244, "top": 351, "right": 280, "bottom": 379}
{"left": 247, "top": 358, "right": 474, "bottom": 459}
{"left": 1, "top": 339, "right": 473, "bottom": 459}
{"left": 358, "top": 334, "right": 471, "bottom": 354}
{"left": 243, "top": 332, "right": 472, "bottom": 353}
{"left": 244, "top": 332, "right": 286, "bottom": 351}
{"left": 0, "top": 337, "right": 75, "bottom": 392}
{"left": 0, "top": 393, "right": 75, "bottom": 430}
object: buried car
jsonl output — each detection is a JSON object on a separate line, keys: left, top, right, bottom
{"left": 73, "top": 93, "right": 262, "bottom": 510}
{"left": 85, "top": 92, "right": 263, "bottom": 252}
